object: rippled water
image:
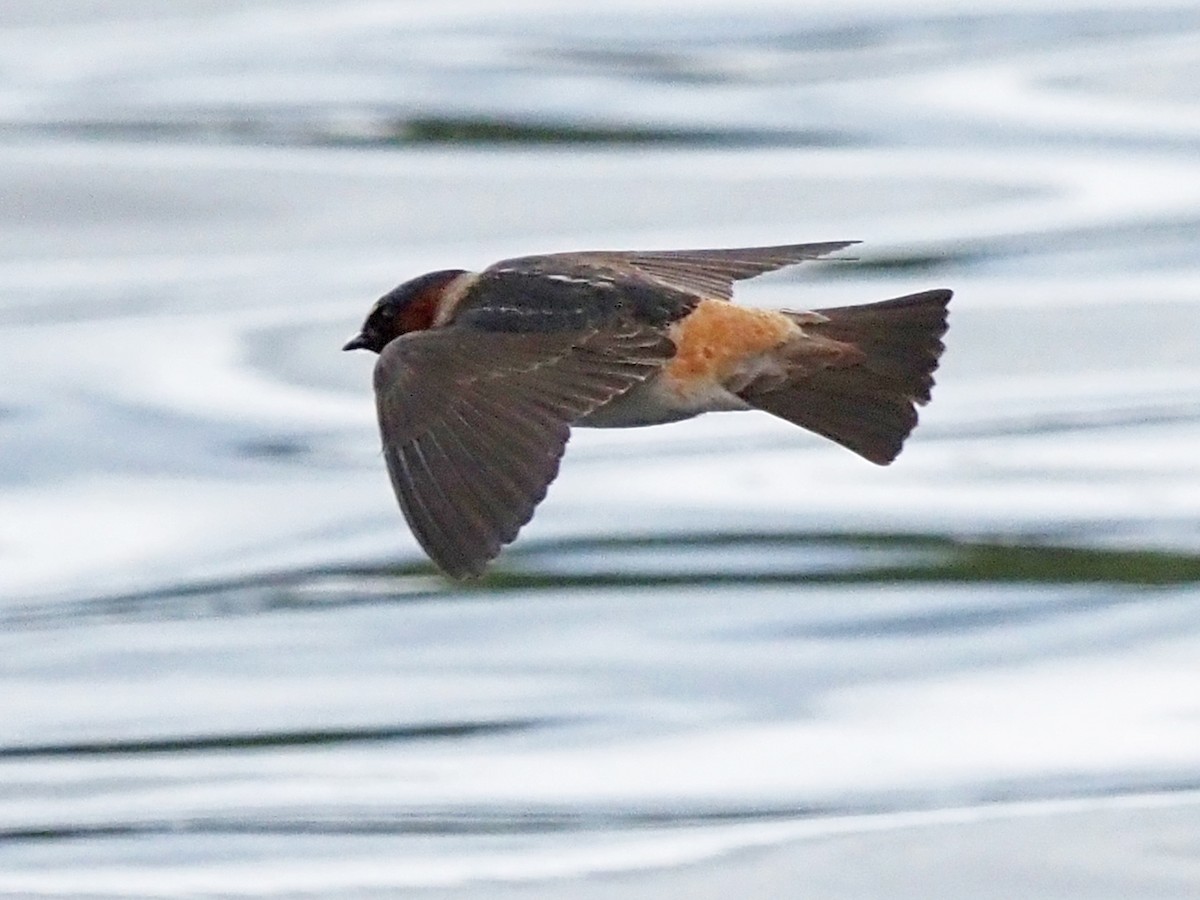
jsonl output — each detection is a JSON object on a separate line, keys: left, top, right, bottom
{"left": 2, "top": 1, "right": 1199, "bottom": 897}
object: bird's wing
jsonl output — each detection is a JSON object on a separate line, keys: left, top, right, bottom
{"left": 373, "top": 324, "right": 674, "bottom": 577}
{"left": 487, "top": 241, "right": 858, "bottom": 302}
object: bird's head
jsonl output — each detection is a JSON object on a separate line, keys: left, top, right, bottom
{"left": 342, "top": 268, "right": 469, "bottom": 353}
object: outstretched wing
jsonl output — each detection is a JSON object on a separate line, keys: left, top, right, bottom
{"left": 373, "top": 324, "right": 674, "bottom": 577}
{"left": 488, "top": 240, "right": 858, "bottom": 301}
{"left": 449, "top": 241, "right": 858, "bottom": 334}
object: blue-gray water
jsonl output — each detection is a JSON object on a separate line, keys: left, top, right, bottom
{"left": 1, "top": 1, "right": 1199, "bottom": 897}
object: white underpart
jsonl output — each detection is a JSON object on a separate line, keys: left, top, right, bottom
{"left": 579, "top": 352, "right": 785, "bottom": 428}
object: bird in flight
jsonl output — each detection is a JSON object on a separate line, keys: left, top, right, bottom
{"left": 344, "top": 241, "right": 950, "bottom": 577}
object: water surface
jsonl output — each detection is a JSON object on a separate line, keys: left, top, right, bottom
{"left": 1, "top": 1, "right": 1199, "bottom": 896}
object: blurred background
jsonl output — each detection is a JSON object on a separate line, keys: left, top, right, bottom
{"left": 1, "top": 0, "right": 1199, "bottom": 896}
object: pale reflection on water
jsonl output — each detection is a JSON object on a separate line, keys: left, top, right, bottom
{"left": 1, "top": 1, "right": 1199, "bottom": 897}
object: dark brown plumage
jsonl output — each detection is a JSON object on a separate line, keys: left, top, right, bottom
{"left": 344, "top": 242, "right": 950, "bottom": 577}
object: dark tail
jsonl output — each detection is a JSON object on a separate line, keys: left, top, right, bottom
{"left": 739, "top": 289, "right": 951, "bottom": 465}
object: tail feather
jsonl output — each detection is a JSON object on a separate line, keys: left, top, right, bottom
{"left": 740, "top": 289, "right": 950, "bottom": 465}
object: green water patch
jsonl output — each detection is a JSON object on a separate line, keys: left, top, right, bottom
{"left": 0, "top": 719, "right": 540, "bottom": 760}
{"left": 3, "top": 116, "right": 850, "bottom": 149}
{"left": 806, "top": 249, "right": 982, "bottom": 277}
{"left": 10, "top": 534, "right": 1197, "bottom": 628}
{"left": 478, "top": 533, "right": 1200, "bottom": 590}
{"left": 384, "top": 115, "right": 840, "bottom": 147}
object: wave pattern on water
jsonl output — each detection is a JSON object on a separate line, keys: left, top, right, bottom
{"left": 2, "top": 1, "right": 1200, "bottom": 897}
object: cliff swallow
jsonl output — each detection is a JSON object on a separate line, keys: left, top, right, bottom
{"left": 344, "top": 241, "right": 950, "bottom": 577}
